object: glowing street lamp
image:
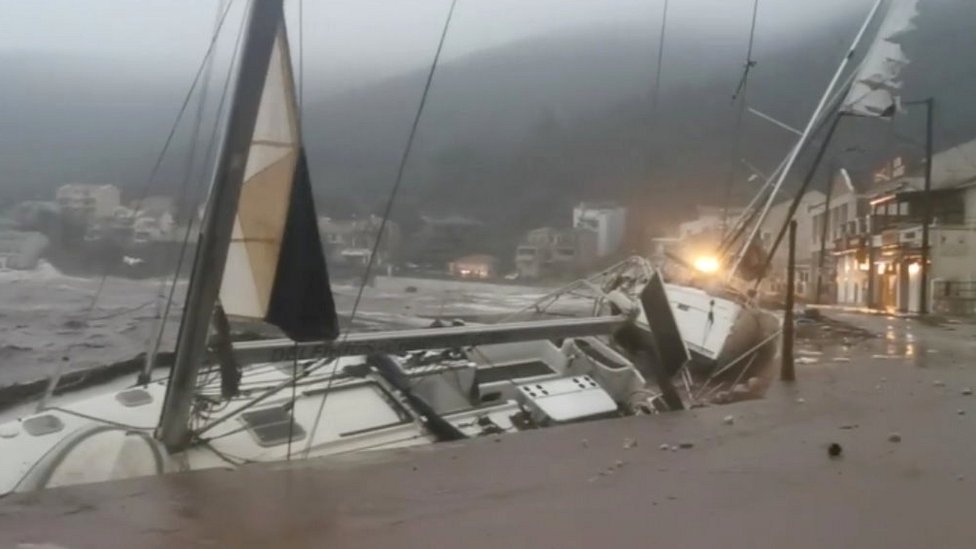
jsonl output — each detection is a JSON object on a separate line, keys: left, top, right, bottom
{"left": 693, "top": 256, "right": 721, "bottom": 274}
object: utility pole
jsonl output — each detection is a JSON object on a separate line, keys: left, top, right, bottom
{"left": 782, "top": 220, "right": 797, "bottom": 382}
{"left": 920, "top": 98, "right": 934, "bottom": 315}
{"left": 902, "top": 97, "right": 935, "bottom": 315}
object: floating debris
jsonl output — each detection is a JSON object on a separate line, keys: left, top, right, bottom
{"left": 958, "top": 409, "right": 966, "bottom": 416}
{"left": 887, "top": 432, "right": 902, "bottom": 443}
{"left": 623, "top": 438, "right": 638, "bottom": 449}
{"left": 722, "top": 415, "right": 735, "bottom": 426}
{"left": 659, "top": 443, "right": 670, "bottom": 451}
{"left": 796, "top": 357, "right": 819, "bottom": 365}
{"left": 828, "top": 443, "right": 843, "bottom": 458}
{"left": 933, "top": 380, "right": 946, "bottom": 387}
{"left": 872, "top": 354, "right": 899, "bottom": 360}
{"left": 581, "top": 438, "right": 589, "bottom": 448}
{"left": 839, "top": 424, "right": 858, "bottom": 430}
{"left": 613, "top": 459, "right": 626, "bottom": 469}
{"left": 834, "top": 357, "right": 851, "bottom": 363}
{"left": 881, "top": 377, "right": 887, "bottom": 382}
{"left": 797, "top": 349, "right": 823, "bottom": 357}
{"left": 962, "top": 388, "right": 973, "bottom": 396}
{"left": 678, "top": 441, "right": 694, "bottom": 449}
{"left": 670, "top": 445, "right": 679, "bottom": 452}
{"left": 796, "top": 397, "right": 807, "bottom": 404}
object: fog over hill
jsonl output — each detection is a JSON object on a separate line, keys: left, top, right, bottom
{"left": 1, "top": 0, "right": 974, "bottom": 259}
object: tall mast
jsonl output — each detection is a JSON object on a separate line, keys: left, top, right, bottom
{"left": 157, "top": 0, "right": 285, "bottom": 451}
{"left": 727, "top": 0, "right": 886, "bottom": 279}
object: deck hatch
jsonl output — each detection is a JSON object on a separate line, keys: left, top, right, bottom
{"left": 23, "top": 414, "right": 64, "bottom": 437}
{"left": 240, "top": 406, "right": 306, "bottom": 447}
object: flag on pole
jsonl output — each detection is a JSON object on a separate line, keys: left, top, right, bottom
{"left": 840, "top": 0, "right": 919, "bottom": 118}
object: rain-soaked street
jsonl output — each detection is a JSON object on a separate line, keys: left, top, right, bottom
{"left": 802, "top": 309, "right": 976, "bottom": 369}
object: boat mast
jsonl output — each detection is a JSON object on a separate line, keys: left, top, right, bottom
{"left": 157, "top": 0, "right": 285, "bottom": 452}
{"left": 726, "top": 0, "right": 886, "bottom": 279}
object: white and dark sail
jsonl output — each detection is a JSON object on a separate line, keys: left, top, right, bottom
{"left": 219, "top": 26, "right": 338, "bottom": 342}
{"left": 841, "top": 0, "right": 919, "bottom": 118}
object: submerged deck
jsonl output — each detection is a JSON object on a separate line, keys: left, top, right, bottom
{"left": 2, "top": 334, "right": 976, "bottom": 548}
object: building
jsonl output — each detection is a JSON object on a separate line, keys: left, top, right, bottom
{"left": 756, "top": 191, "right": 826, "bottom": 301}
{"left": 572, "top": 202, "right": 626, "bottom": 258}
{"left": 678, "top": 206, "right": 744, "bottom": 241}
{"left": 808, "top": 169, "right": 869, "bottom": 306}
{"left": 514, "top": 227, "right": 597, "bottom": 280}
{"left": 406, "top": 215, "right": 485, "bottom": 271}
{"left": 827, "top": 140, "right": 976, "bottom": 315}
{"left": 55, "top": 184, "right": 120, "bottom": 225}
{"left": 6, "top": 201, "right": 62, "bottom": 235}
{"left": 317, "top": 215, "right": 401, "bottom": 270}
{"left": 0, "top": 231, "right": 49, "bottom": 270}
{"left": 137, "top": 196, "right": 175, "bottom": 219}
{"left": 449, "top": 254, "right": 497, "bottom": 280}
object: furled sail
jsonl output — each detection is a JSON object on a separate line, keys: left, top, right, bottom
{"left": 840, "top": 0, "right": 919, "bottom": 118}
{"left": 219, "top": 25, "right": 338, "bottom": 342}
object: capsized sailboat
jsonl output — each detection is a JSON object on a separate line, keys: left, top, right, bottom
{"left": 0, "top": 0, "right": 698, "bottom": 495}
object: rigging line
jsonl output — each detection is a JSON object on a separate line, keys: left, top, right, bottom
{"left": 285, "top": 0, "right": 304, "bottom": 463}
{"left": 301, "top": 0, "right": 460, "bottom": 460}
{"left": 721, "top": 0, "right": 761, "bottom": 239}
{"left": 724, "top": 61, "right": 862, "bottom": 265}
{"left": 143, "top": 0, "right": 250, "bottom": 382}
{"left": 298, "top": 0, "right": 304, "bottom": 113}
{"left": 649, "top": 0, "right": 669, "bottom": 116}
{"left": 149, "top": 0, "right": 225, "bottom": 347}
{"left": 730, "top": 0, "right": 761, "bottom": 103}
{"left": 82, "top": 0, "right": 238, "bottom": 321}
{"left": 286, "top": 342, "right": 298, "bottom": 460}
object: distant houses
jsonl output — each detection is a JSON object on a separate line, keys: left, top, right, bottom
{"left": 515, "top": 227, "right": 596, "bottom": 280}
{"left": 449, "top": 254, "right": 498, "bottom": 280}
{"left": 317, "top": 215, "right": 400, "bottom": 273}
{"left": 406, "top": 215, "right": 487, "bottom": 272}
{"left": 512, "top": 203, "right": 627, "bottom": 281}
{"left": 0, "top": 231, "right": 48, "bottom": 270}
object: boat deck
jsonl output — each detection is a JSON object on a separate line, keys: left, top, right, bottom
{"left": 2, "top": 347, "right": 975, "bottom": 548}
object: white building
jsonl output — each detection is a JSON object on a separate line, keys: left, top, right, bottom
{"left": 678, "top": 206, "right": 744, "bottom": 240}
{"left": 55, "top": 184, "right": 120, "bottom": 223}
{"left": 0, "top": 231, "right": 49, "bottom": 270}
{"left": 757, "top": 191, "right": 826, "bottom": 300}
{"left": 572, "top": 202, "right": 626, "bottom": 258}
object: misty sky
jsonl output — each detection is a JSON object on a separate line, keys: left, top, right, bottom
{"left": 1, "top": 0, "right": 873, "bottom": 98}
